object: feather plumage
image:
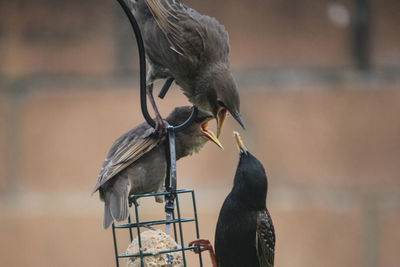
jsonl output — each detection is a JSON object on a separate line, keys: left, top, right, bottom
{"left": 91, "top": 127, "right": 160, "bottom": 195}
{"left": 256, "top": 210, "right": 275, "bottom": 267}
{"left": 145, "top": 0, "right": 205, "bottom": 62}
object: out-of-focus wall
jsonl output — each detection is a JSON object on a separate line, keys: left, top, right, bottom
{"left": 1, "top": 1, "right": 399, "bottom": 267}
{"left": 2, "top": 0, "right": 400, "bottom": 77}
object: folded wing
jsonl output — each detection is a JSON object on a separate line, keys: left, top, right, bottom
{"left": 92, "top": 126, "right": 161, "bottom": 194}
{"left": 256, "top": 210, "right": 276, "bottom": 267}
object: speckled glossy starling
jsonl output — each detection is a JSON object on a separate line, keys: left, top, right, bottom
{"left": 91, "top": 106, "right": 222, "bottom": 229}
{"left": 189, "top": 132, "right": 275, "bottom": 267}
{"left": 130, "top": 0, "right": 244, "bottom": 136}
{"left": 214, "top": 132, "right": 275, "bottom": 267}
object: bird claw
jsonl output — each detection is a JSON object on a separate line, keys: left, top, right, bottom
{"left": 189, "top": 239, "right": 213, "bottom": 254}
{"left": 154, "top": 116, "right": 167, "bottom": 136}
{"left": 189, "top": 239, "right": 218, "bottom": 267}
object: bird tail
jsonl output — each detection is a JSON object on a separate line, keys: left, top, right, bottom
{"left": 103, "top": 199, "right": 114, "bottom": 229}
{"left": 102, "top": 180, "right": 130, "bottom": 229}
{"left": 102, "top": 191, "right": 129, "bottom": 229}
{"left": 110, "top": 189, "right": 129, "bottom": 222}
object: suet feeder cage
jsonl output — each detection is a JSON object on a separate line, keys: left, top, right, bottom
{"left": 112, "top": 189, "right": 204, "bottom": 267}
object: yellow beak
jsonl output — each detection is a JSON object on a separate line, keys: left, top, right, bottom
{"left": 202, "top": 121, "right": 224, "bottom": 149}
{"left": 233, "top": 131, "right": 248, "bottom": 154}
{"left": 216, "top": 107, "right": 227, "bottom": 138}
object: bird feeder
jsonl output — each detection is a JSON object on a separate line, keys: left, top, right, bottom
{"left": 112, "top": 189, "right": 203, "bottom": 267}
{"left": 110, "top": 0, "right": 204, "bottom": 266}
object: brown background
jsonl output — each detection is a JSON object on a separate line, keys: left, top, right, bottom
{"left": 1, "top": 0, "right": 400, "bottom": 266}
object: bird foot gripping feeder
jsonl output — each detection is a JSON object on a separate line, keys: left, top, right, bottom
{"left": 111, "top": 0, "right": 203, "bottom": 266}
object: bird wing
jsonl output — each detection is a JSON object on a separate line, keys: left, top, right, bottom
{"left": 144, "top": 0, "right": 205, "bottom": 63}
{"left": 91, "top": 127, "right": 162, "bottom": 195}
{"left": 256, "top": 210, "right": 276, "bottom": 267}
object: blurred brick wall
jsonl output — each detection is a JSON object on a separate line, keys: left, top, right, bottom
{"left": 1, "top": 0, "right": 399, "bottom": 78}
{"left": 0, "top": 0, "right": 117, "bottom": 77}
{"left": 1, "top": 0, "right": 400, "bottom": 267}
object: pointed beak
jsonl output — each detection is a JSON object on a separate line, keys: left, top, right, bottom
{"left": 232, "top": 112, "right": 245, "bottom": 130}
{"left": 216, "top": 107, "right": 227, "bottom": 138}
{"left": 201, "top": 120, "right": 224, "bottom": 149}
{"left": 233, "top": 131, "right": 248, "bottom": 155}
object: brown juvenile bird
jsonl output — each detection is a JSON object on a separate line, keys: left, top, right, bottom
{"left": 92, "top": 106, "right": 222, "bottom": 229}
{"left": 190, "top": 132, "right": 275, "bottom": 267}
{"left": 130, "top": 0, "right": 244, "bottom": 136}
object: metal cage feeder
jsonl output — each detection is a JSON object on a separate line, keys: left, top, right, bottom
{"left": 112, "top": 189, "right": 204, "bottom": 267}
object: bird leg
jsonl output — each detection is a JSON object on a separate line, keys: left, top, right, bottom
{"left": 189, "top": 239, "right": 217, "bottom": 267}
{"left": 147, "top": 82, "right": 166, "bottom": 136}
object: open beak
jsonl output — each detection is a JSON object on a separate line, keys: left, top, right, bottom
{"left": 216, "top": 107, "right": 227, "bottom": 138}
{"left": 201, "top": 120, "right": 223, "bottom": 149}
{"left": 233, "top": 131, "right": 248, "bottom": 155}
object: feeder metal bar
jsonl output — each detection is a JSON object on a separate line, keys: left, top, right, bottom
{"left": 118, "top": 246, "right": 200, "bottom": 258}
{"left": 133, "top": 197, "right": 144, "bottom": 267}
{"left": 192, "top": 190, "right": 204, "bottom": 265}
{"left": 158, "top": 77, "right": 175, "bottom": 99}
{"left": 165, "top": 126, "right": 177, "bottom": 235}
{"left": 112, "top": 223, "right": 120, "bottom": 267}
{"left": 128, "top": 215, "right": 133, "bottom": 242}
{"left": 113, "top": 217, "right": 196, "bottom": 229}
{"left": 128, "top": 189, "right": 195, "bottom": 200}
{"left": 168, "top": 126, "right": 177, "bottom": 194}
{"left": 175, "top": 193, "right": 188, "bottom": 266}
{"left": 171, "top": 205, "right": 179, "bottom": 243}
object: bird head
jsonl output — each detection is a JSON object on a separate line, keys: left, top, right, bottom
{"left": 166, "top": 106, "right": 223, "bottom": 159}
{"left": 234, "top": 132, "right": 264, "bottom": 178}
{"left": 195, "top": 65, "right": 245, "bottom": 138}
{"left": 232, "top": 132, "right": 267, "bottom": 209}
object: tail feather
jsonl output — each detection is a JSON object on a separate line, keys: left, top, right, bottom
{"left": 103, "top": 200, "right": 113, "bottom": 229}
{"left": 100, "top": 178, "right": 130, "bottom": 229}
{"left": 110, "top": 189, "right": 129, "bottom": 222}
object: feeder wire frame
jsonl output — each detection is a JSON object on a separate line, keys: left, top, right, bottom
{"left": 112, "top": 189, "right": 204, "bottom": 267}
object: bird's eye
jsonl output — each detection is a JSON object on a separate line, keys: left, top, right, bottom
{"left": 217, "top": 100, "right": 226, "bottom": 107}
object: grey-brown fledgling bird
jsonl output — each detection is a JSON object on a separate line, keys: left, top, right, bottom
{"left": 190, "top": 132, "right": 275, "bottom": 267}
{"left": 92, "top": 106, "right": 223, "bottom": 229}
{"left": 130, "top": 0, "right": 244, "bottom": 136}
